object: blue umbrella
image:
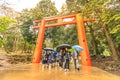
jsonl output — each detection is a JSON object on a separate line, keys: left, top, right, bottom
{"left": 44, "top": 48, "right": 54, "bottom": 51}
{"left": 53, "top": 51, "right": 58, "bottom": 55}
{"left": 72, "top": 45, "right": 83, "bottom": 51}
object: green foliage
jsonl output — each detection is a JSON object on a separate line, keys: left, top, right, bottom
{"left": 62, "top": 25, "right": 78, "bottom": 45}
{"left": 0, "top": 16, "right": 13, "bottom": 32}
{"left": 0, "top": 39, "right": 4, "bottom": 47}
{"left": 31, "top": 0, "right": 58, "bottom": 20}
{"left": 103, "top": 49, "right": 111, "bottom": 56}
{"left": 20, "top": 20, "right": 36, "bottom": 44}
{"left": 0, "top": 16, "right": 15, "bottom": 47}
{"left": 109, "top": 14, "right": 120, "bottom": 44}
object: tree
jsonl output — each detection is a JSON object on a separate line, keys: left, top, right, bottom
{"left": 32, "top": 0, "right": 58, "bottom": 48}
{"left": 18, "top": 0, "right": 58, "bottom": 52}
{"left": 0, "top": 16, "right": 15, "bottom": 47}
{"left": 86, "top": 0, "right": 120, "bottom": 60}
{"left": 0, "top": 3, "right": 21, "bottom": 53}
{"left": 65, "top": 0, "right": 120, "bottom": 60}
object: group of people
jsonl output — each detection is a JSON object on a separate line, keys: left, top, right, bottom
{"left": 41, "top": 47, "right": 80, "bottom": 71}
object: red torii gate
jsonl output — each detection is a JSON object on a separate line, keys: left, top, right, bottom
{"left": 32, "top": 13, "right": 95, "bottom": 66}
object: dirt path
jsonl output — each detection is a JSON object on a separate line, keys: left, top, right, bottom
{"left": 0, "top": 64, "right": 120, "bottom": 80}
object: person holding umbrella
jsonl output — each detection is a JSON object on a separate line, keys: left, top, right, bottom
{"left": 47, "top": 50, "right": 55, "bottom": 70}
{"left": 41, "top": 50, "right": 49, "bottom": 70}
{"left": 64, "top": 48, "right": 71, "bottom": 71}
{"left": 72, "top": 45, "right": 83, "bottom": 71}
{"left": 42, "top": 48, "right": 54, "bottom": 70}
{"left": 56, "top": 44, "right": 71, "bottom": 69}
{"left": 57, "top": 49, "right": 64, "bottom": 68}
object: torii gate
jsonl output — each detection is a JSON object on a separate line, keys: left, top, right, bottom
{"left": 32, "top": 13, "right": 95, "bottom": 66}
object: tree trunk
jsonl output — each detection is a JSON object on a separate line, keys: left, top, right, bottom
{"left": 52, "top": 39, "right": 55, "bottom": 49}
{"left": 21, "top": 41, "right": 26, "bottom": 53}
{"left": 103, "top": 26, "right": 119, "bottom": 61}
{"left": 117, "top": 44, "right": 120, "bottom": 59}
{"left": 87, "top": 23, "right": 100, "bottom": 55}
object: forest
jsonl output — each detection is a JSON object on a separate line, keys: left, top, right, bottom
{"left": 0, "top": 0, "right": 120, "bottom": 75}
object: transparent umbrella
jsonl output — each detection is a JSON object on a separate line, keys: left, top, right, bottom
{"left": 44, "top": 48, "right": 54, "bottom": 51}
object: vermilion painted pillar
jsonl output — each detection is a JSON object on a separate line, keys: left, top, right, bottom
{"left": 76, "top": 14, "right": 91, "bottom": 66}
{"left": 32, "top": 20, "right": 46, "bottom": 63}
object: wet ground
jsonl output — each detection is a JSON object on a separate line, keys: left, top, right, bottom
{"left": 0, "top": 64, "right": 120, "bottom": 80}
